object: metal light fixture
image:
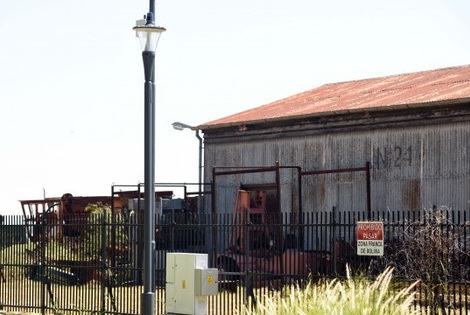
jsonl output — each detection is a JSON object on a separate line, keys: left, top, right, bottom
{"left": 134, "top": 18, "right": 166, "bottom": 52}
{"left": 172, "top": 122, "right": 203, "bottom": 218}
{"left": 172, "top": 121, "right": 193, "bottom": 131}
{"left": 134, "top": 2, "right": 165, "bottom": 315}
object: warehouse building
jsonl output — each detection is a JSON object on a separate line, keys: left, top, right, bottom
{"left": 198, "top": 65, "right": 470, "bottom": 219}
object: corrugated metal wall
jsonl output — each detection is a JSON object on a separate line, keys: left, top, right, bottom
{"left": 205, "top": 122, "right": 470, "bottom": 218}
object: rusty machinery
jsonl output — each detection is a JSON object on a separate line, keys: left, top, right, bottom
{"left": 213, "top": 163, "right": 371, "bottom": 287}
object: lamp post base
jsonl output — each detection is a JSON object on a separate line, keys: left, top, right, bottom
{"left": 141, "top": 292, "right": 155, "bottom": 315}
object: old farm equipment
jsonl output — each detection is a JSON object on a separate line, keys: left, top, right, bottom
{"left": 20, "top": 191, "right": 164, "bottom": 286}
{"left": 19, "top": 188, "right": 199, "bottom": 286}
{"left": 214, "top": 164, "right": 371, "bottom": 288}
{"left": 20, "top": 194, "right": 121, "bottom": 286}
{"left": 21, "top": 194, "right": 115, "bottom": 241}
{"left": 216, "top": 189, "right": 329, "bottom": 288}
{"left": 20, "top": 190, "right": 175, "bottom": 241}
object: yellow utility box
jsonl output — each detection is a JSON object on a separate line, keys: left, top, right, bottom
{"left": 166, "top": 253, "right": 218, "bottom": 315}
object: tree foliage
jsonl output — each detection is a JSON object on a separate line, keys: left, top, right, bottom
{"left": 82, "top": 203, "right": 128, "bottom": 261}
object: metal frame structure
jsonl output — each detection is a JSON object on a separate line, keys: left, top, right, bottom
{"left": 211, "top": 162, "right": 372, "bottom": 258}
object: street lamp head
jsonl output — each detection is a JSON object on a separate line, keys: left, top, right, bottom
{"left": 134, "top": 21, "right": 166, "bottom": 52}
{"left": 172, "top": 121, "right": 193, "bottom": 131}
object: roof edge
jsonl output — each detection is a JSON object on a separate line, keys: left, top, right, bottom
{"left": 197, "top": 97, "right": 470, "bottom": 131}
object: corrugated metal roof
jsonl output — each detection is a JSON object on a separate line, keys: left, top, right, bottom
{"left": 201, "top": 65, "right": 470, "bottom": 128}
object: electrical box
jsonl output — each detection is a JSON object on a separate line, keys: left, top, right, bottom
{"left": 195, "top": 268, "right": 219, "bottom": 296}
{"left": 166, "top": 253, "right": 218, "bottom": 315}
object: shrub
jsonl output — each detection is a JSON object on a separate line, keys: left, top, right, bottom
{"left": 82, "top": 203, "right": 128, "bottom": 260}
{"left": 371, "top": 207, "right": 470, "bottom": 311}
{"left": 377, "top": 207, "right": 469, "bottom": 283}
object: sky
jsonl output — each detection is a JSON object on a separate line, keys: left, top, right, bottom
{"left": 1, "top": 0, "right": 470, "bottom": 215}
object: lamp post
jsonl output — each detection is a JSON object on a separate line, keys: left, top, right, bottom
{"left": 172, "top": 122, "right": 203, "bottom": 217}
{"left": 133, "top": 2, "right": 165, "bottom": 315}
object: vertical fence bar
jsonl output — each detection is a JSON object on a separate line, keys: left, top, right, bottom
{"left": 3, "top": 207, "right": 470, "bottom": 314}
{"left": 40, "top": 212, "right": 46, "bottom": 315}
{"left": 101, "top": 212, "right": 106, "bottom": 314}
{"left": 243, "top": 207, "right": 249, "bottom": 310}
{"left": 0, "top": 216, "right": 3, "bottom": 311}
{"left": 462, "top": 211, "right": 470, "bottom": 311}
{"left": 346, "top": 210, "right": 350, "bottom": 272}
{"left": 351, "top": 211, "right": 356, "bottom": 271}
{"left": 332, "top": 206, "right": 337, "bottom": 275}
{"left": 451, "top": 209, "right": 456, "bottom": 314}
{"left": 340, "top": 210, "right": 345, "bottom": 272}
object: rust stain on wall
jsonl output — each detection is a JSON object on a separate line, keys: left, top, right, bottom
{"left": 402, "top": 179, "right": 422, "bottom": 211}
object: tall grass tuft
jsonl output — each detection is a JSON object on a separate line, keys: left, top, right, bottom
{"left": 244, "top": 266, "right": 419, "bottom": 315}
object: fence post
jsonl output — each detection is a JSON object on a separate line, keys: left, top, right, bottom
{"left": 170, "top": 210, "right": 175, "bottom": 252}
{"left": 244, "top": 210, "right": 249, "bottom": 307}
{"left": 101, "top": 212, "right": 107, "bottom": 314}
{"left": 332, "top": 206, "right": 337, "bottom": 275}
{"left": 41, "top": 213, "right": 46, "bottom": 315}
{"left": 244, "top": 207, "right": 256, "bottom": 310}
{"left": 464, "top": 210, "right": 468, "bottom": 313}
{"left": 0, "top": 215, "right": 3, "bottom": 309}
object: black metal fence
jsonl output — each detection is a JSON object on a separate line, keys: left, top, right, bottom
{"left": 1, "top": 208, "right": 469, "bottom": 314}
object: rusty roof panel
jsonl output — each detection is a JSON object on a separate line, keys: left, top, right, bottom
{"left": 201, "top": 65, "right": 470, "bottom": 128}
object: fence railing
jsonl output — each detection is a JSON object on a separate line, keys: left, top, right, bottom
{"left": 0, "top": 207, "right": 469, "bottom": 314}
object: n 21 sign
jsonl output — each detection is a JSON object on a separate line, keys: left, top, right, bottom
{"left": 357, "top": 221, "right": 384, "bottom": 256}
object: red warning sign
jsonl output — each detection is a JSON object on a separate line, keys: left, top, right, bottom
{"left": 357, "top": 221, "right": 384, "bottom": 256}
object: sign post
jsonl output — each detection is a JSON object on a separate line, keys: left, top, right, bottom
{"left": 357, "top": 221, "right": 384, "bottom": 256}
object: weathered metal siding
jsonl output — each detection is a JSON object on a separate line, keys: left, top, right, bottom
{"left": 205, "top": 121, "right": 470, "bottom": 218}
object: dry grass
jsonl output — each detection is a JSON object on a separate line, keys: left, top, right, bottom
{"left": 1, "top": 278, "right": 147, "bottom": 314}
{"left": 2, "top": 266, "right": 467, "bottom": 314}
{"left": 243, "top": 266, "right": 420, "bottom": 315}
